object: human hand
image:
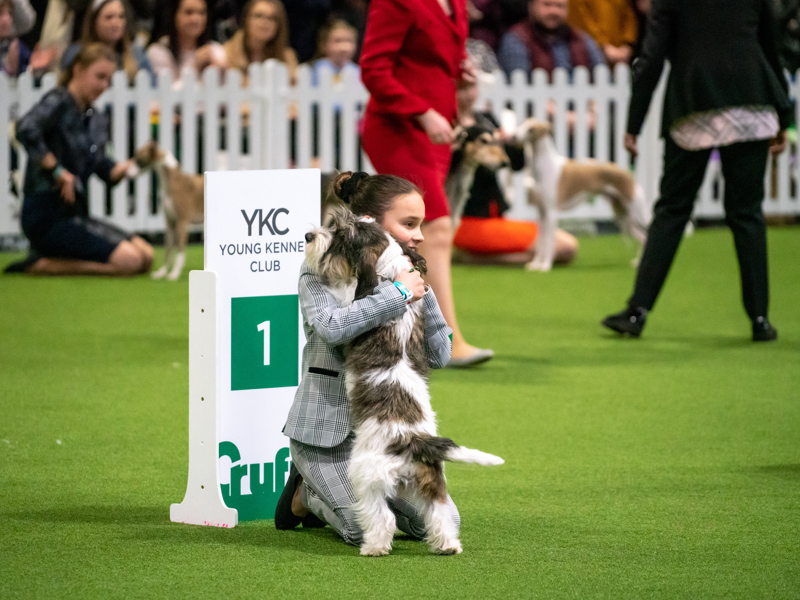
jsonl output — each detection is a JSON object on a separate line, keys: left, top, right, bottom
{"left": 417, "top": 108, "right": 455, "bottom": 145}
{"left": 604, "top": 44, "right": 632, "bottom": 65}
{"left": 769, "top": 130, "right": 787, "bottom": 155}
{"left": 195, "top": 45, "right": 213, "bottom": 71}
{"left": 56, "top": 169, "right": 76, "bottom": 204}
{"left": 29, "top": 44, "right": 58, "bottom": 73}
{"left": 111, "top": 159, "right": 135, "bottom": 182}
{"left": 394, "top": 268, "right": 425, "bottom": 302}
{"left": 460, "top": 57, "right": 477, "bottom": 85}
{"left": 624, "top": 133, "right": 638, "bottom": 158}
{"left": 3, "top": 39, "right": 19, "bottom": 76}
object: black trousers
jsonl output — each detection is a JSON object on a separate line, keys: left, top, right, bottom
{"left": 630, "top": 137, "right": 771, "bottom": 320}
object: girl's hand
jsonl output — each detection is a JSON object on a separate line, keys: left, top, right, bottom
{"left": 460, "top": 58, "right": 477, "bottom": 85}
{"left": 195, "top": 45, "right": 213, "bottom": 71}
{"left": 394, "top": 269, "right": 426, "bottom": 302}
{"left": 111, "top": 159, "right": 135, "bottom": 183}
{"left": 56, "top": 169, "right": 76, "bottom": 204}
{"left": 417, "top": 109, "right": 455, "bottom": 145}
{"left": 769, "top": 130, "right": 787, "bottom": 156}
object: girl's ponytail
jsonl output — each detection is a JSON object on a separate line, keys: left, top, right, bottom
{"left": 328, "top": 171, "right": 420, "bottom": 223}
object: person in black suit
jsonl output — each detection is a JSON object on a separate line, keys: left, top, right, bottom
{"left": 603, "top": 0, "right": 792, "bottom": 342}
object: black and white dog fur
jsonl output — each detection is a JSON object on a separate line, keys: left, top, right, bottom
{"left": 304, "top": 206, "right": 504, "bottom": 557}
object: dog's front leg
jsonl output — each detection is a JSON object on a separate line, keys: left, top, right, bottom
{"left": 167, "top": 220, "right": 188, "bottom": 281}
{"left": 152, "top": 218, "right": 176, "bottom": 279}
{"left": 526, "top": 203, "right": 557, "bottom": 272}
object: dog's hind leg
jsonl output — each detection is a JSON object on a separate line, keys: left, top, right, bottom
{"left": 167, "top": 220, "right": 188, "bottom": 281}
{"left": 415, "top": 462, "right": 461, "bottom": 555}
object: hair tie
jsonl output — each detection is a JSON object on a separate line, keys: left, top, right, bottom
{"left": 340, "top": 171, "right": 369, "bottom": 204}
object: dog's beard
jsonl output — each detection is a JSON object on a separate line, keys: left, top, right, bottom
{"left": 304, "top": 227, "right": 334, "bottom": 276}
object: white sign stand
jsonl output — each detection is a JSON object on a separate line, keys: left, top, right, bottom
{"left": 171, "top": 169, "right": 320, "bottom": 527}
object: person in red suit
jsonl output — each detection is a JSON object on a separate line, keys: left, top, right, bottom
{"left": 360, "top": 0, "right": 494, "bottom": 367}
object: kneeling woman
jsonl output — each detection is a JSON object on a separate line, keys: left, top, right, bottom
{"left": 9, "top": 43, "right": 153, "bottom": 276}
{"left": 277, "top": 172, "right": 458, "bottom": 548}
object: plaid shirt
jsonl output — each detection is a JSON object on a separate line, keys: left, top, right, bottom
{"left": 15, "top": 88, "right": 116, "bottom": 215}
{"left": 283, "top": 262, "right": 453, "bottom": 448}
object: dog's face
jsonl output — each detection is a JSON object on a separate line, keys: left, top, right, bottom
{"left": 133, "top": 140, "right": 166, "bottom": 170}
{"left": 305, "top": 205, "right": 426, "bottom": 300}
{"left": 452, "top": 125, "right": 510, "bottom": 171}
{"left": 516, "top": 118, "right": 552, "bottom": 145}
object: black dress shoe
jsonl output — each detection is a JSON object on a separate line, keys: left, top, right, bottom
{"left": 3, "top": 252, "right": 40, "bottom": 274}
{"left": 752, "top": 317, "right": 778, "bottom": 342}
{"left": 602, "top": 305, "right": 648, "bottom": 338}
{"left": 274, "top": 464, "right": 303, "bottom": 530}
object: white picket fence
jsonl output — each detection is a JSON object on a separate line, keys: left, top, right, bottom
{"left": 2, "top": 61, "right": 799, "bottom": 238}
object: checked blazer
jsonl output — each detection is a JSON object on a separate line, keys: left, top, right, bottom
{"left": 283, "top": 262, "right": 453, "bottom": 448}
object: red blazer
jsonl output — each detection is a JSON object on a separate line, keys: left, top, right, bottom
{"left": 360, "top": 0, "right": 468, "bottom": 123}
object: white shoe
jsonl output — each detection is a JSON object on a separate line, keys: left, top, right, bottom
{"left": 446, "top": 348, "right": 494, "bottom": 368}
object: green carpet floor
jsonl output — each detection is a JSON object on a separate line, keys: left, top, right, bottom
{"left": 1, "top": 228, "right": 798, "bottom": 599}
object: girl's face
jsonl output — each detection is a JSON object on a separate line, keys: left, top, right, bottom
{"left": 380, "top": 192, "right": 425, "bottom": 249}
{"left": 72, "top": 58, "right": 116, "bottom": 105}
{"left": 247, "top": 1, "right": 278, "bottom": 46}
{"left": 95, "top": 1, "right": 126, "bottom": 45}
{"left": 176, "top": 0, "right": 207, "bottom": 43}
{"left": 324, "top": 27, "right": 356, "bottom": 66}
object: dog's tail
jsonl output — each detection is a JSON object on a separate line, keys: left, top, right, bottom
{"left": 404, "top": 434, "right": 504, "bottom": 466}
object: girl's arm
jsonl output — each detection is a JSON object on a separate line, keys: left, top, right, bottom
{"left": 299, "top": 268, "right": 409, "bottom": 346}
{"left": 421, "top": 285, "right": 453, "bottom": 369}
{"left": 15, "top": 92, "right": 63, "bottom": 166}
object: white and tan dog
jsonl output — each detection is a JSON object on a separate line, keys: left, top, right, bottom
{"left": 130, "top": 141, "right": 203, "bottom": 280}
{"left": 515, "top": 118, "right": 650, "bottom": 271}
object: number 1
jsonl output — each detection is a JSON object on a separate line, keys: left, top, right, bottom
{"left": 257, "top": 321, "right": 270, "bottom": 365}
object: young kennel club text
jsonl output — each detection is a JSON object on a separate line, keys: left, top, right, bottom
{"left": 241, "top": 208, "right": 291, "bottom": 236}
{"left": 217, "top": 240, "right": 306, "bottom": 273}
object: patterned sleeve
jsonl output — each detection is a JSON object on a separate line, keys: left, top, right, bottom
{"left": 299, "top": 267, "right": 409, "bottom": 346}
{"left": 497, "top": 32, "right": 530, "bottom": 79}
{"left": 421, "top": 285, "right": 452, "bottom": 369}
{"left": 15, "top": 91, "right": 63, "bottom": 165}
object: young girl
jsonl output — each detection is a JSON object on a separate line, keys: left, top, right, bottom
{"left": 277, "top": 172, "right": 458, "bottom": 547}
{"left": 61, "top": 0, "right": 151, "bottom": 86}
{"left": 310, "top": 18, "right": 359, "bottom": 86}
{"left": 223, "top": 0, "right": 298, "bottom": 87}
{"left": 7, "top": 43, "right": 153, "bottom": 276}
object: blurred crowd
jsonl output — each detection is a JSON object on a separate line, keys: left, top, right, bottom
{"left": 3, "top": 0, "right": 799, "bottom": 87}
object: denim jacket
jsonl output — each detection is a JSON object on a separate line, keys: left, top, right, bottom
{"left": 16, "top": 88, "right": 116, "bottom": 215}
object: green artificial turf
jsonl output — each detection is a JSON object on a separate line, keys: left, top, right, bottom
{"left": 1, "top": 228, "right": 798, "bottom": 599}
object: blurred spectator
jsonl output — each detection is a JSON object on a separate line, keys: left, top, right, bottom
{"left": 0, "top": 0, "right": 36, "bottom": 76}
{"left": 7, "top": 43, "right": 153, "bottom": 276}
{"left": 567, "top": 0, "right": 638, "bottom": 66}
{"left": 61, "top": 0, "right": 151, "bottom": 84}
{"left": 147, "top": 0, "right": 225, "bottom": 86}
{"left": 310, "top": 17, "right": 357, "bottom": 84}
{"left": 453, "top": 79, "right": 578, "bottom": 265}
{"left": 284, "top": 0, "right": 331, "bottom": 64}
{"left": 65, "top": 0, "right": 153, "bottom": 43}
{"left": 773, "top": 0, "right": 800, "bottom": 72}
{"left": 497, "top": 0, "right": 604, "bottom": 79}
{"left": 469, "top": 0, "right": 505, "bottom": 50}
{"left": 223, "top": 0, "right": 297, "bottom": 86}
{"left": 330, "top": 0, "right": 367, "bottom": 59}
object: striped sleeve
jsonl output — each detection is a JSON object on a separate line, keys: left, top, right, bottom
{"left": 421, "top": 286, "right": 452, "bottom": 368}
{"left": 299, "top": 268, "right": 409, "bottom": 346}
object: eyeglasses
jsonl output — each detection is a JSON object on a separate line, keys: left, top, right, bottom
{"left": 251, "top": 11, "right": 277, "bottom": 21}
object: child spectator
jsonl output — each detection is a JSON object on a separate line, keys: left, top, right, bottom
{"left": 7, "top": 43, "right": 153, "bottom": 276}
{"left": 61, "top": 0, "right": 151, "bottom": 85}
{"left": 453, "top": 79, "right": 578, "bottom": 266}
{"left": 223, "top": 0, "right": 297, "bottom": 86}
{"left": 147, "top": 0, "right": 226, "bottom": 87}
{"left": 0, "top": 0, "right": 34, "bottom": 76}
{"left": 310, "top": 18, "right": 358, "bottom": 84}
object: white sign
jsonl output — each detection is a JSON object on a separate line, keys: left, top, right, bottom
{"left": 171, "top": 169, "right": 320, "bottom": 526}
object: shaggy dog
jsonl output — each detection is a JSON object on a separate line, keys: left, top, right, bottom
{"left": 445, "top": 125, "right": 510, "bottom": 229}
{"left": 304, "top": 206, "right": 504, "bottom": 557}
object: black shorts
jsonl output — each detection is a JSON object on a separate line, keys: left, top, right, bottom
{"left": 22, "top": 192, "right": 132, "bottom": 263}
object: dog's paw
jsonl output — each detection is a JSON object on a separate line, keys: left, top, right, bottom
{"left": 167, "top": 270, "right": 182, "bottom": 281}
{"left": 151, "top": 266, "right": 168, "bottom": 279}
{"left": 525, "top": 259, "right": 551, "bottom": 272}
{"left": 432, "top": 540, "right": 462, "bottom": 555}
{"left": 360, "top": 544, "right": 391, "bottom": 557}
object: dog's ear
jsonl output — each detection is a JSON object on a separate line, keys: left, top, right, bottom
{"left": 400, "top": 242, "right": 427, "bottom": 276}
{"left": 353, "top": 250, "right": 380, "bottom": 300}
